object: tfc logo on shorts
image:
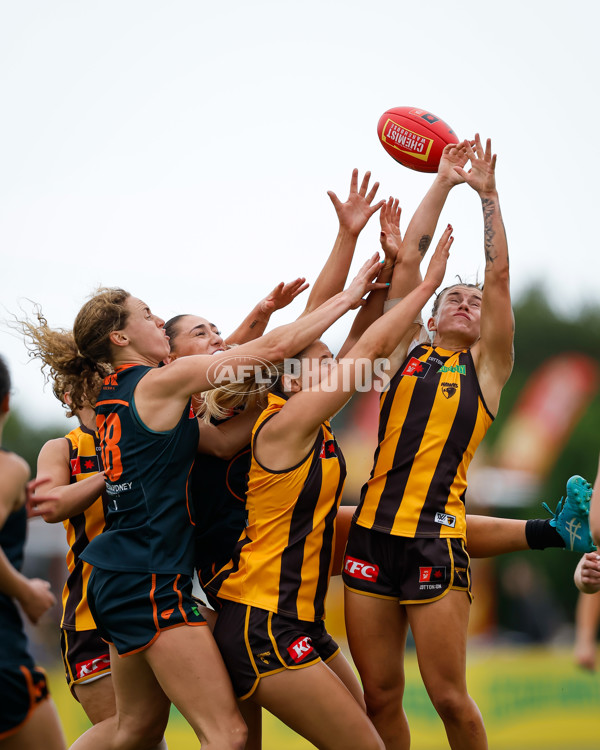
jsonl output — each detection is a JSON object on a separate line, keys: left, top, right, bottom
{"left": 76, "top": 654, "right": 111, "bottom": 680}
{"left": 287, "top": 636, "right": 314, "bottom": 664}
{"left": 343, "top": 556, "right": 379, "bottom": 582}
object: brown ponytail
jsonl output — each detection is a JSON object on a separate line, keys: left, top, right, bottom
{"left": 15, "top": 287, "right": 131, "bottom": 411}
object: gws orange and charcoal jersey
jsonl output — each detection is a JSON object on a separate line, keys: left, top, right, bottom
{"left": 207, "top": 393, "right": 346, "bottom": 622}
{"left": 354, "top": 345, "right": 494, "bottom": 540}
{"left": 61, "top": 424, "right": 107, "bottom": 631}
{"left": 81, "top": 364, "right": 199, "bottom": 575}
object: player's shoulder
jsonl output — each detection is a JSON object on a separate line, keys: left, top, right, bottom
{"left": 0, "top": 450, "right": 30, "bottom": 512}
{"left": 0, "top": 449, "right": 29, "bottom": 481}
{"left": 39, "top": 436, "right": 72, "bottom": 461}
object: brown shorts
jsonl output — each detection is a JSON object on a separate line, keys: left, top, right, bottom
{"left": 60, "top": 628, "right": 111, "bottom": 696}
{"left": 213, "top": 601, "right": 340, "bottom": 699}
{"left": 342, "top": 522, "right": 471, "bottom": 603}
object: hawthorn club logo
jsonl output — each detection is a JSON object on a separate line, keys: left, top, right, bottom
{"left": 441, "top": 382, "right": 458, "bottom": 399}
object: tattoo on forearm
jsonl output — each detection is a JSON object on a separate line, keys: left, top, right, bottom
{"left": 418, "top": 235, "right": 431, "bottom": 258}
{"left": 249, "top": 320, "right": 258, "bottom": 329}
{"left": 481, "top": 198, "right": 498, "bottom": 266}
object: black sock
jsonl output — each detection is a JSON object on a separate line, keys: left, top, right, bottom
{"left": 525, "top": 519, "right": 566, "bottom": 550}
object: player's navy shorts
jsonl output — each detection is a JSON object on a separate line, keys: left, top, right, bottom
{"left": 61, "top": 627, "right": 111, "bottom": 696}
{"left": 213, "top": 600, "right": 340, "bottom": 700}
{"left": 0, "top": 601, "right": 51, "bottom": 740}
{"left": 342, "top": 522, "right": 472, "bottom": 603}
{"left": 88, "top": 568, "right": 207, "bottom": 656}
{"left": 0, "top": 663, "right": 49, "bottom": 740}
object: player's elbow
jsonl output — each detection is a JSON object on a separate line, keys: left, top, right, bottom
{"left": 41, "top": 510, "right": 64, "bottom": 524}
{"left": 201, "top": 439, "right": 237, "bottom": 460}
{"left": 212, "top": 444, "right": 238, "bottom": 460}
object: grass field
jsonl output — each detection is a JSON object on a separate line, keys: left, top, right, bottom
{"left": 51, "top": 644, "right": 599, "bottom": 749}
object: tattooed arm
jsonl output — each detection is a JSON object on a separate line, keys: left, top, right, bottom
{"left": 225, "top": 278, "right": 309, "bottom": 345}
{"left": 456, "top": 134, "right": 514, "bottom": 407}
{"left": 387, "top": 140, "right": 469, "bottom": 300}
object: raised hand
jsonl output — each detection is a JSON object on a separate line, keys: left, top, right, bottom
{"left": 423, "top": 224, "right": 453, "bottom": 289}
{"left": 438, "top": 140, "right": 471, "bottom": 188}
{"left": 454, "top": 134, "right": 497, "bottom": 195}
{"left": 327, "top": 169, "right": 385, "bottom": 237}
{"left": 344, "top": 253, "right": 389, "bottom": 308}
{"left": 259, "top": 278, "right": 309, "bottom": 316}
{"left": 379, "top": 197, "right": 402, "bottom": 267}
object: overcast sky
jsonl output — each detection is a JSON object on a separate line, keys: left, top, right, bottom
{"left": 1, "top": 0, "right": 598, "bottom": 429}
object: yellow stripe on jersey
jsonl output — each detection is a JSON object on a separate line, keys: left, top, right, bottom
{"left": 61, "top": 425, "right": 105, "bottom": 631}
{"left": 355, "top": 345, "right": 493, "bottom": 540}
{"left": 357, "top": 371, "right": 419, "bottom": 529}
{"left": 209, "top": 393, "right": 346, "bottom": 622}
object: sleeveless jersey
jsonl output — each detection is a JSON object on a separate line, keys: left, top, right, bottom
{"left": 354, "top": 345, "right": 493, "bottom": 540}
{"left": 0, "top": 449, "right": 28, "bottom": 654}
{"left": 61, "top": 424, "right": 107, "bottom": 631}
{"left": 81, "top": 364, "right": 199, "bottom": 575}
{"left": 208, "top": 393, "right": 346, "bottom": 622}
{"left": 192, "top": 430, "right": 249, "bottom": 587}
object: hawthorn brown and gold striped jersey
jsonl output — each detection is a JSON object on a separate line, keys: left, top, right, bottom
{"left": 354, "top": 345, "right": 494, "bottom": 540}
{"left": 207, "top": 393, "right": 346, "bottom": 622}
{"left": 61, "top": 424, "right": 107, "bottom": 631}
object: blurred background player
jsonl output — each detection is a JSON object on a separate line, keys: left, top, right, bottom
{"left": 0, "top": 354, "right": 66, "bottom": 749}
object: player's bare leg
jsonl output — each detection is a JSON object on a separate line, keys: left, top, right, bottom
{"left": 144, "top": 626, "right": 246, "bottom": 749}
{"left": 408, "top": 591, "right": 487, "bottom": 750}
{"left": 69, "top": 644, "right": 170, "bottom": 750}
{"left": 344, "top": 589, "right": 411, "bottom": 750}
{"left": 1, "top": 697, "right": 66, "bottom": 750}
{"left": 325, "top": 651, "right": 366, "bottom": 708}
{"left": 253, "top": 661, "right": 383, "bottom": 750}
{"left": 74, "top": 675, "right": 116, "bottom": 725}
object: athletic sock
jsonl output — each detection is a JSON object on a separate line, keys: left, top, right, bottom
{"left": 525, "top": 519, "right": 566, "bottom": 550}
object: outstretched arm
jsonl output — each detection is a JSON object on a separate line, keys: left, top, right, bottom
{"left": 137, "top": 254, "right": 387, "bottom": 430}
{"left": 456, "top": 135, "right": 514, "bottom": 402}
{"left": 388, "top": 140, "right": 469, "bottom": 300}
{"left": 301, "top": 169, "right": 384, "bottom": 315}
{"left": 336, "top": 199, "right": 400, "bottom": 358}
{"left": 225, "top": 278, "right": 309, "bottom": 345}
{"left": 257, "top": 235, "right": 451, "bottom": 469}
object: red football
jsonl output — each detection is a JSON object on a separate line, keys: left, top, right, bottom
{"left": 377, "top": 107, "right": 459, "bottom": 173}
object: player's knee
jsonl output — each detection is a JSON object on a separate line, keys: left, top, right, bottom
{"left": 118, "top": 715, "right": 167, "bottom": 749}
{"left": 222, "top": 719, "right": 248, "bottom": 750}
{"left": 363, "top": 676, "right": 405, "bottom": 716}
{"left": 429, "top": 688, "right": 467, "bottom": 724}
